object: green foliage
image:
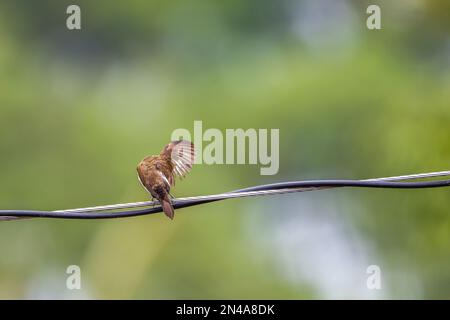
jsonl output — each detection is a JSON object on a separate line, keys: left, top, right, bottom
{"left": 0, "top": 0, "right": 449, "bottom": 299}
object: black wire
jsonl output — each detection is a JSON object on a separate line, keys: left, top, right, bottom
{"left": 1, "top": 179, "right": 449, "bottom": 219}
{"left": 2, "top": 179, "right": 450, "bottom": 219}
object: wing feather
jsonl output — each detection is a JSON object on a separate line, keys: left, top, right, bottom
{"left": 161, "top": 140, "right": 195, "bottom": 183}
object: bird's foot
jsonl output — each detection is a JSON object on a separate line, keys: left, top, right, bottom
{"left": 150, "top": 197, "right": 157, "bottom": 208}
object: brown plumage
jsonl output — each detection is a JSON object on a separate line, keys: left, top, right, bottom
{"left": 137, "top": 140, "right": 195, "bottom": 219}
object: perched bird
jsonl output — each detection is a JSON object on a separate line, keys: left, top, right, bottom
{"left": 137, "top": 140, "right": 195, "bottom": 219}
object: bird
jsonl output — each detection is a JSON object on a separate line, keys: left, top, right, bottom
{"left": 137, "top": 140, "right": 195, "bottom": 219}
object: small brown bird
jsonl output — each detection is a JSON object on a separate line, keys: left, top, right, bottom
{"left": 137, "top": 140, "right": 195, "bottom": 219}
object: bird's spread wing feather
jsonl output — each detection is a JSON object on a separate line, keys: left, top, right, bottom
{"left": 163, "top": 140, "right": 195, "bottom": 182}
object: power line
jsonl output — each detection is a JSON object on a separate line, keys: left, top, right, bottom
{"left": 1, "top": 170, "right": 450, "bottom": 220}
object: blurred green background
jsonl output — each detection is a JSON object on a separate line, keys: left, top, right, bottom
{"left": 0, "top": 0, "right": 449, "bottom": 299}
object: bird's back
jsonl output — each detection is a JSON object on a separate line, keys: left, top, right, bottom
{"left": 137, "top": 155, "right": 173, "bottom": 189}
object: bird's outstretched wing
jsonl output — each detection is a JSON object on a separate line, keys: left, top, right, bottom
{"left": 161, "top": 140, "right": 195, "bottom": 182}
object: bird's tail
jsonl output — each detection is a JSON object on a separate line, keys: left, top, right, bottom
{"left": 160, "top": 195, "right": 175, "bottom": 220}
